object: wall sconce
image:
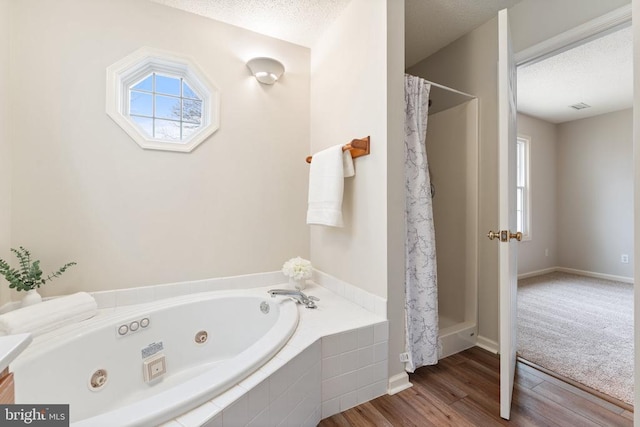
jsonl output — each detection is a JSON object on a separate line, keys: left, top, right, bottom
{"left": 247, "top": 57, "right": 285, "bottom": 85}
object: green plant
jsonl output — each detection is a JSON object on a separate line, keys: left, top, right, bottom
{"left": 0, "top": 247, "right": 76, "bottom": 292}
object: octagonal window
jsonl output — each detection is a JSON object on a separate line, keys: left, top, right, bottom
{"left": 106, "top": 48, "right": 220, "bottom": 152}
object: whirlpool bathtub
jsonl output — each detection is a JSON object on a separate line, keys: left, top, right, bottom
{"left": 10, "top": 290, "right": 299, "bottom": 426}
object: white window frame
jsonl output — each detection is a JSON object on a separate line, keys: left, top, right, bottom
{"left": 106, "top": 47, "right": 220, "bottom": 152}
{"left": 516, "top": 135, "right": 531, "bottom": 240}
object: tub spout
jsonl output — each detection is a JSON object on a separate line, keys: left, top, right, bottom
{"left": 268, "top": 289, "right": 319, "bottom": 309}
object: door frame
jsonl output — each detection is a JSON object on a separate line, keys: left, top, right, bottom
{"left": 514, "top": 4, "right": 631, "bottom": 67}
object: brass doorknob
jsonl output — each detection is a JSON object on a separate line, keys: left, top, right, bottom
{"left": 487, "top": 230, "right": 501, "bottom": 241}
{"left": 488, "top": 230, "right": 522, "bottom": 242}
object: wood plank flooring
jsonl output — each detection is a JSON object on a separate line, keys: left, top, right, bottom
{"left": 319, "top": 347, "right": 633, "bottom": 427}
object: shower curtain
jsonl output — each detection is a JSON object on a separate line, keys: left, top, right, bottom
{"left": 404, "top": 74, "right": 438, "bottom": 372}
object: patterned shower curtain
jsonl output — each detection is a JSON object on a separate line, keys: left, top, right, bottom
{"left": 404, "top": 74, "right": 438, "bottom": 372}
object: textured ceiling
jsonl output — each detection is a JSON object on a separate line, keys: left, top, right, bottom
{"left": 405, "top": 0, "right": 523, "bottom": 67}
{"left": 151, "top": 0, "right": 351, "bottom": 48}
{"left": 152, "top": 0, "right": 630, "bottom": 124}
{"left": 152, "top": 0, "right": 522, "bottom": 63}
{"left": 518, "top": 25, "right": 633, "bottom": 124}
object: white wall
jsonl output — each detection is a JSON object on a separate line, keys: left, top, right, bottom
{"left": 0, "top": 0, "right": 11, "bottom": 305}
{"left": 517, "top": 113, "right": 558, "bottom": 274}
{"left": 8, "top": 0, "right": 310, "bottom": 297}
{"left": 632, "top": 0, "right": 639, "bottom": 417}
{"left": 310, "top": 0, "right": 388, "bottom": 299}
{"left": 310, "top": 0, "right": 408, "bottom": 387}
{"left": 557, "top": 109, "right": 633, "bottom": 278}
{"left": 385, "top": 0, "right": 408, "bottom": 390}
{"left": 407, "top": 18, "right": 500, "bottom": 346}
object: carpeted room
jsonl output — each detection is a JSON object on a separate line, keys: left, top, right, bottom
{"left": 516, "top": 25, "right": 633, "bottom": 407}
{"left": 518, "top": 272, "right": 633, "bottom": 405}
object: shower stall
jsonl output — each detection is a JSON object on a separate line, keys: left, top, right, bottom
{"left": 425, "top": 82, "right": 479, "bottom": 359}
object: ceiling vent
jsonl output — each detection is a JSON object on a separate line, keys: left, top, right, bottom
{"left": 569, "top": 102, "right": 591, "bottom": 110}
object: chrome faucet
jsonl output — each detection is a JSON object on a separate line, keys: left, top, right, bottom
{"left": 268, "top": 289, "right": 319, "bottom": 309}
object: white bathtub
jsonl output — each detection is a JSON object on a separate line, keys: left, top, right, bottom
{"left": 10, "top": 290, "right": 299, "bottom": 426}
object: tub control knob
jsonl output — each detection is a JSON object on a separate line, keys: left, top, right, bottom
{"left": 140, "top": 318, "right": 150, "bottom": 328}
{"left": 130, "top": 321, "right": 139, "bottom": 332}
{"left": 118, "top": 325, "right": 128, "bottom": 335}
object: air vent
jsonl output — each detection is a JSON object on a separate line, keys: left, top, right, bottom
{"left": 569, "top": 102, "right": 591, "bottom": 110}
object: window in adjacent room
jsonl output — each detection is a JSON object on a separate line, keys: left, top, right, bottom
{"left": 516, "top": 135, "right": 531, "bottom": 240}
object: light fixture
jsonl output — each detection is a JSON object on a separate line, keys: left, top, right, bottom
{"left": 247, "top": 57, "right": 285, "bottom": 85}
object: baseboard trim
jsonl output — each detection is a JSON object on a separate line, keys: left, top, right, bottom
{"left": 387, "top": 372, "right": 413, "bottom": 395}
{"left": 555, "top": 267, "right": 633, "bottom": 284}
{"left": 518, "top": 267, "right": 557, "bottom": 280}
{"left": 476, "top": 335, "right": 499, "bottom": 354}
{"left": 518, "top": 266, "right": 633, "bottom": 284}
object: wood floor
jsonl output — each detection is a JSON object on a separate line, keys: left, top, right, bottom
{"left": 319, "top": 347, "right": 633, "bottom": 427}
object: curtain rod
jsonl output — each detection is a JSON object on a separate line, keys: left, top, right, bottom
{"left": 422, "top": 79, "right": 476, "bottom": 100}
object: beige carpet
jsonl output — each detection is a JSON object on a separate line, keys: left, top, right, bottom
{"left": 517, "top": 272, "right": 634, "bottom": 405}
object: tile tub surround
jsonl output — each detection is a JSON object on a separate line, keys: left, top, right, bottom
{"left": 162, "top": 283, "right": 389, "bottom": 426}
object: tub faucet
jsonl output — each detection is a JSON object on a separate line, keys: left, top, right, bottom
{"left": 268, "top": 289, "right": 319, "bottom": 309}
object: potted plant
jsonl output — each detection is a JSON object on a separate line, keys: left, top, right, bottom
{"left": 282, "top": 256, "right": 313, "bottom": 290}
{"left": 0, "top": 247, "right": 76, "bottom": 306}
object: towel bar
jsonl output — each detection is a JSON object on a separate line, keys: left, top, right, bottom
{"left": 306, "top": 136, "right": 370, "bottom": 164}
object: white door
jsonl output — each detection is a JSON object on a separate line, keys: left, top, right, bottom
{"left": 497, "top": 7, "right": 518, "bottom": 420}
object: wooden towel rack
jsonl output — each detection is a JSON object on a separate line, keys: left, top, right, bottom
{"left": 306, "top": 136, "right": 370, "bottom": 164}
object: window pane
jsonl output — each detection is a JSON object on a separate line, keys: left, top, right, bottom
{"left": 132, "top": 75, "right": 153, "bottom": 91}
{"left": 182, "top": 122, "right": 200, "bottom": 140}
{"left": 155, "top": 74, "right": 181, "bottom": 96}
{"left": 183, "top": 81, "right": 200, "bottom": 100}
{"left": 517, "top": 187, "right": 523, "bottom": 211}
{"left": 182, "top": 99, "right": 202, "bottom": 124}
{"left": 130, "top": 91, "right": 153, "bottom": 117}
{"left": 155, "top": 95, "right": 181, "bottom": 120}
{"left": 154, "top": 119, "right": 181, "bottom": 141}
{"left": 131, "top": 116, "right": 153, "bottom": 138}
{"left": 517, "top": 141, "right": 525, "bottom": 187}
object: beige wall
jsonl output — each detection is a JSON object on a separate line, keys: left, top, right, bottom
{"left": 0, "top": 0, "right": 11, "bottom": 305}
{"left": 427, "top": 103, "right": 472, "bottom": 323}
{"left": 8, "top": 0, "right": 310, "bottom": 297}
{"left": 518, "top": 110, "right": 634, "bottom": 280}
{"left": 309, "top": 0, "right": 388, "bottom": 299}
{"left": 557, "top": 109, "right": 633, "bottom": 278}
{"left": 385, "top": 0, "right": 407, "bottom": 387}
{"left": 407, "top": 18, "right": 500, "bottom": 345}
{"left": 517, "top": 113, "right": 558, "bottom": 274}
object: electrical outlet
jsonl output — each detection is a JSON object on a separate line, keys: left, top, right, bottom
{"left": 621, "top": 254, "right": 629, "bottom": 264}
{"left": 399, "top": 352, "right": 410, "bottom": 363}
{"left": 545, "top": 249, "right": 549, "bottom": 257}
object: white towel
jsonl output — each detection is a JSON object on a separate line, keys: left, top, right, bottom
{"left": 0, "top": 292, "right": 98, "bottom": 337}
{"left": 307, "top": 145, "right": 355, "bottom": 227}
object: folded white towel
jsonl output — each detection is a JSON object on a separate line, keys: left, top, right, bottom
{"left": 0, "top": 292, "right": 98, "bottom": 337}
{"left": 307, "top": 145, "right": 355, "bottom": 227}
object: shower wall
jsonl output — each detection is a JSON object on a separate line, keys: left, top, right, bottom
{"left": 425, "top": 99, "right": 478, "bottom": 328}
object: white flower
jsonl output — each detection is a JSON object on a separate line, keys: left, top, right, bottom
{"left": 282, "top": 257, "right": 313, "bottom": 280}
